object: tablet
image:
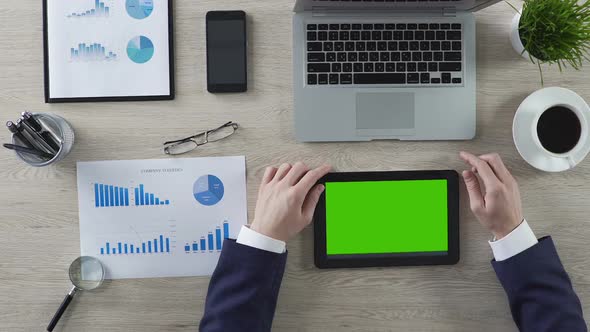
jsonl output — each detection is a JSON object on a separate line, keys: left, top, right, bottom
{"left": 314, "top": 170, "right": 459, "bottom": 268}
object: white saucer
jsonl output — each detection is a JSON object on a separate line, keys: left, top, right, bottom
{"left": 513, "top": 87, "right": 590, "bottom": 172}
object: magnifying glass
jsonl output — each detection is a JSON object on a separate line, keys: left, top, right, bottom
{"left": 47, "top": 256, "right": 105, "bottom": 332}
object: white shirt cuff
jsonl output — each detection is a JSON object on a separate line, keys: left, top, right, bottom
{"left": 236, "top": 225, "right": 286, "bottom": 254}
{"left": 488, "top": 219, "right": 538, "bottom": 261}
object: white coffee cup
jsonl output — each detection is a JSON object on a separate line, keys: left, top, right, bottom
{"left": 513, "top": 87, "right": 590, "bottom": 172}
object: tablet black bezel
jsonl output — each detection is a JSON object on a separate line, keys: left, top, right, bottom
{"left": 313, "top": 170, "right": 459, "bottom": 269}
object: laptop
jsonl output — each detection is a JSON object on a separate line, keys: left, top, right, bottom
{"left": 292, "top": 0, "right": 499, "bottom": 142}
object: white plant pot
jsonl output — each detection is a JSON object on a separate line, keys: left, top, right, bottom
{"left": 510, "top": 13, "right": 533, "bottom": 60}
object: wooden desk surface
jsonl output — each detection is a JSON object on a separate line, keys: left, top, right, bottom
{"left": 1, "top": 0, "right": 589, "bottom": 331}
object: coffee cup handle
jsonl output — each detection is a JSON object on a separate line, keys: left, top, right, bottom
{"left": 567, "top": 155, "right": 579, "bottom": 168}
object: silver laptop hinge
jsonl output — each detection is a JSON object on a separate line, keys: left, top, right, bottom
{"left": 312, "top": 7, "right": 447, "bottom": 17}
{"left": 442, "top": 7, "right": 457, "bottom": 17}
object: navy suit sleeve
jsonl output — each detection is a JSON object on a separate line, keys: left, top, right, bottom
{"left": 492, "top": 236, "right": 587, "bottom": 332}
{"left": 199, "top": 239, "right": 287, "bottom": 332}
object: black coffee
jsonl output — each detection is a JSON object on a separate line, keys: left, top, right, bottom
{"left": 536, "top": 106, "right": 581, "bottom": 154}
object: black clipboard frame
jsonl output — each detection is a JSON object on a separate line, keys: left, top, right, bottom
{"left": 42, "top": 0, "right": 175, "bottom": 103}
{"left": 314, "top": 170, "right": 460, "bottom": 269}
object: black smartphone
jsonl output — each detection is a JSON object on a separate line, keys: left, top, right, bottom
{"left": 206, "top": 10, "right": 247, "bottom": 93}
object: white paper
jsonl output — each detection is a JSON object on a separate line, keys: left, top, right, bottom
{"left": 47, "top": 0, "right": 171, "bottom": 99}
{"left": 76, "top": 157, "right": 248, "bottom": 279}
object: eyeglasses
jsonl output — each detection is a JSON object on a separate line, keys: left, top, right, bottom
{"left": 163, "top": 121, "right": 239, "bottom": 155}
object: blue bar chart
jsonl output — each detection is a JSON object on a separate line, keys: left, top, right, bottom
{"left": 71, "top": 43, "right": 117, "bottom": 62}
{"left": 185, "top": 221, "right": 230, "bottom": 253}
{"left": 94, "top": 183, "right": 129, "bottom": 207}
{"left": 133, "top": 184, "right": 170, "bottom": 206}
{"left": 94, "top": 183, "right": 170, "bottom": 208}
{"left": 68, "top": 0, "right": 111, "bottom": 18}
{"left": 100, "top": 234, "right": 171, "bottom": 255}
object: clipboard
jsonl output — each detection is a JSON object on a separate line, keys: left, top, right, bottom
{"left": 43, "top": 0, "right": 174, "bottom": 103}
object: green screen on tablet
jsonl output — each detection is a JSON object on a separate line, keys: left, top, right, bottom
{"left": 325, "top": 180, "right": 448, "bottom": 255}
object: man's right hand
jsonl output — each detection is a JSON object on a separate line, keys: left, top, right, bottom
{"left": 459, "top": 152, "right": 524, "bottom": 240}
{"left": 250, "top": 162, "right": 331, "bottom": 243}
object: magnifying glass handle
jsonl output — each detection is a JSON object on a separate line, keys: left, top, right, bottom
{"left": 47, "top": 286, "right": 78, "bottom": 332}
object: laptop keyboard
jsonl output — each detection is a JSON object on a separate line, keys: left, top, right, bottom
{"left": 306, "top": 23, "right": 463, "bottom": 86}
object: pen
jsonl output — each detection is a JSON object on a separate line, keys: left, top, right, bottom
{"left": 17, "top": 119, "right": 57, "bottom": 155}
{"left": 3, "top": 143, "right": 54, "bottom": 159}
{"left": 23, "top": 113, "right": 62, "bottom": 151}
{"left": 6, "top": 121, "right": 33, "bottom": 149}
{"left": 22, "top": 112, "right": 59, "bottom": 150}
{"left": 22, "top": 112, "right": 43, "bottom": 132}
{"left": 33, "top": 116, "right": 62, "bottom": 151}
{"left": 42, "top": 131, "right": 61, "bottom": 151}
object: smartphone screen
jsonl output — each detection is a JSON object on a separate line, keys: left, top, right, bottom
{"left": 206, "top": 11, "right": 247, "bottom": 93}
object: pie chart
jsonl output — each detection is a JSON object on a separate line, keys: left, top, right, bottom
{"left": 194, "top": 175, "right": 225, "bottom": 206}
{"left": 127, "top": 36, "right": 154, "bottom": 64}
{"left": 126, "top": 0, "right": 154, "bottom": 20}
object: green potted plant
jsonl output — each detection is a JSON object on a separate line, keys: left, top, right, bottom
{"left": 509, "top": 0, "right": 590, "bottom": 84}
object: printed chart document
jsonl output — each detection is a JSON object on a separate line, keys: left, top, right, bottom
{"left": 76, "top": 156, "right": 247, "bottom": 279}
{"left": 44, "top": 0, "right": 173, "bottom": 101}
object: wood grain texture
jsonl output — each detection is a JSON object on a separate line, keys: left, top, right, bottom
{"left": 1, "top": 0, "right": 589, "bottom": 331}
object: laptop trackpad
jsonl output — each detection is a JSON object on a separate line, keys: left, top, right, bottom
{"left": 356, "top": 92, "right": 415, "bottom": 136}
